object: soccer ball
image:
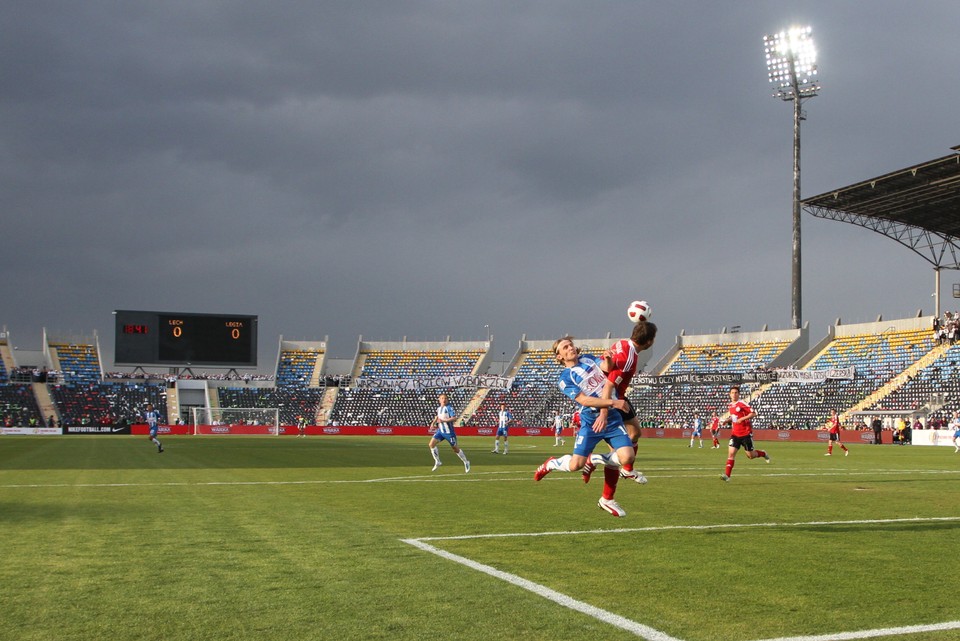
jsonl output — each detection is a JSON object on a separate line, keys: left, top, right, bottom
{"left": 627, "top": 300, "right": 652, "bottom": 323}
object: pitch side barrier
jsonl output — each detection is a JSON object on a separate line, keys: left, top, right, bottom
{"left": 131, "top": 423, "right": 889, "bottom": 443}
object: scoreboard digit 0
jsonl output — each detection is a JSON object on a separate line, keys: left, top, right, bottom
{"left": 114, "top": 310, "right": 258, "bottom": 366}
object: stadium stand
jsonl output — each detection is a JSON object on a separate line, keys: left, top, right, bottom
{"left": 628, "top": 331, "right": 799, "bottom": 429}
{"left": 49, "top": 382, "right": 167, "bottom": 426}
{"left": 0, "top": 384, "right": 43, "bottom": 426}
{"left": 0, "top": 318, "right": 954, "bottom": 434}
{"left": 327, "top": 341, "right": 486, "bottom": 426}
{"left": 751, "top": 321, "right": 935, "bottom": 429}
{"left": 217, "top": 386, "right": 328, "bottom": 425}
{"left": 276, "top": 345, "right": 325, "bottom": 388}
{"left": 50, "top": 342, "right": 102, "bottom": 384}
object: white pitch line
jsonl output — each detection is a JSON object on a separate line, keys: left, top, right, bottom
{"left": 751, "top": 620, "right": 960, "bottom": 641}
{"left": 401, "top": 537, "right": 683, "bottom": 641}
{"left": 414, "top": 516, "right": 960, "bottom": 542}
{"left": 1, "top": 467, "right": 959, "bottom": 490}
{"left": 404, "top": 518, "right": 960, "bottom": 641}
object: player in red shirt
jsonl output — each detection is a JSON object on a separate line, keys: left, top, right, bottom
{"left": 823, "top": 409, "right": 849, "bottom": 456}
{"left": 581, "top": 320, "right": 658, "bottom": 488}
{"left": 721, "top": 386, "right": 770, "bottom": 481}
{"left": 707, "top": 411, "right": 722, "bottom": 449}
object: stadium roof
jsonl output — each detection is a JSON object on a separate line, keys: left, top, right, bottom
{"left": 802, "top": 146, "right": 960, "bottom": 269}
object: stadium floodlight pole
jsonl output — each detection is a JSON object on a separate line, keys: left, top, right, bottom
{"left": 764, "top": 25, "right": 819, "bottom": 330}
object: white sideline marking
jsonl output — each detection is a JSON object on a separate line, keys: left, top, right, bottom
{"left": 415, "top": 516, "right": 960, "bottom": 542}
{"left": 1, "top": 467, "right": 959, "bottom": 489}
{"left": 401, "top": 537, "right": 683, "bottom": 641}
{"left": 403, "top": 517, "right": 960, "bottom": 640}
{"left": 752, "top": 621, "right": 960, "bottom": 641}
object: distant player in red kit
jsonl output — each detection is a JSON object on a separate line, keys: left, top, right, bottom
{"left": 823, "top": 409, "right": 849, "bottom": 456}
{"left": 708, "top": 411, "right": 722, "bottom": 449}
{"left": 721, "top": 386, "right": 770, "bottom": 481}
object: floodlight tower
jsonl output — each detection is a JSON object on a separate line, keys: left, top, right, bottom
{"left": 764, "top": 26, "right": 819, "bottom": 330}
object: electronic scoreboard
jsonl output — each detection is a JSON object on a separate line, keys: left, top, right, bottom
{"left": 114, "top": 310, "right": 257, "bottom": 367}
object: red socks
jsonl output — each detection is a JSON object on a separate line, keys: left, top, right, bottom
{"left": 725, "top": 458, "right": 735, "bottom": 477}
{"left": 602, "top": 466, "right": 620, "bottom": 500}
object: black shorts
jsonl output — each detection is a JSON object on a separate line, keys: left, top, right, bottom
{"left": 728, "top": 434, "right": 755, "bottom": 451}
{"left": 828, "top": 432, "right": 841, "bottom": 442}
{"left": 616, "top": 397, "right": 637, "bottom": 422}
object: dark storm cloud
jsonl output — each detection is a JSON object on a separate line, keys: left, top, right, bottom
{"left": 1, "top": 1, "right": 958, "bottom": 366}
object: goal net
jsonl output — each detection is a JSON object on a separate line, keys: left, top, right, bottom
{"left": 190, "top": 407, "right": 281, "bottom": 436}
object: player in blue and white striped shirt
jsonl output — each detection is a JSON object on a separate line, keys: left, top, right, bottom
{"left": 428, "top": 393, "right": 470, "bottom": 473}
{"left": 144, "top": 403, "right": 164, "bottom": 453}
{"left": 491, "top": 404, "right": 514, "bottom": 454}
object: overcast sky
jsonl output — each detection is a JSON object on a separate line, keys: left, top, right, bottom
{"left": 2, "top": 1, "right": 958, "bottom": 370}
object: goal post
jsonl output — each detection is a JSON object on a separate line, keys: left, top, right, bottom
{"left": 190, "top": 407, "right": 281, "bottom": 436}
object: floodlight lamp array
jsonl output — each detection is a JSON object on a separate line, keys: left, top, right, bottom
{"left": 764, "top": 26, "right": 819, "bottom": 100}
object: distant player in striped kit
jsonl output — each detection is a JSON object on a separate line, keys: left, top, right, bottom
{"left": 143, "top": 403, "right": 163, "bottom": 453}
{"left": 720, "top": 386, "right": 769, "bottom": 481}
{"left": 492, "top": 404, "right": 514, "bottom": 454}
{"left": 428, "top": 393, "right": 470, "bottom": 473}
{"left": 552, "top": 413, "right": 566, "bottom": 447}
{"left": 823, "top": 409, "right": 849, "bottom": 456}
{"left": 952, "top": 413, "right": 960, "bottom": 453}
{"left": 689, "top": 413, "right": 704, "bottom": 448}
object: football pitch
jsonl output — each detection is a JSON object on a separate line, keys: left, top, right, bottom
{"left": 1, "top": 435, "right": 958, "bottom": 641}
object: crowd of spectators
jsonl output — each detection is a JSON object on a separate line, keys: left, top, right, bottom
{"left": 933, "top": 311, "right": 960, "bottom": 345}
{"left": 104, "top": 371, "right": 275, "bottom": 381}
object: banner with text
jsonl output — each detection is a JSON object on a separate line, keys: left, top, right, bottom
{"left": 774, "top": 366, "right": 855, "bottom": 383}
{"left": 631, "top": 366, "right": 855, "bottom": 387}
{"left": 355, "top": 374, "right": 515, "bottom": 391}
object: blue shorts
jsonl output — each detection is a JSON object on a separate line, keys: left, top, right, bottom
{"left": 496, "top": 426, "right": 509, "bottom": 437}
{"left": 148, "top": 425, "right": 158, "bottom": 437}
{"left": 571, "top": 412, "right": 632, "bottom": 457}
{"left": 432, "top": 430, "right": 458, "bottom": 447}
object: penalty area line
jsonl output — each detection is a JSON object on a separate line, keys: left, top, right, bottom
{"left": 403, "top": 532, "right": 960, "bottom": 641}
{"left": 400, "top": 537, "right": 682, "bottom": 641}
{"left": 750, "top": 620, "right": 960, "bottom": 641}
{"left": 414, "top": 515, "right": 960, "bottom": 542}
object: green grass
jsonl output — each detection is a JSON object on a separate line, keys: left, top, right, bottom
{"left": 0, "top": 436, "right": 958, "bottom": 641}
